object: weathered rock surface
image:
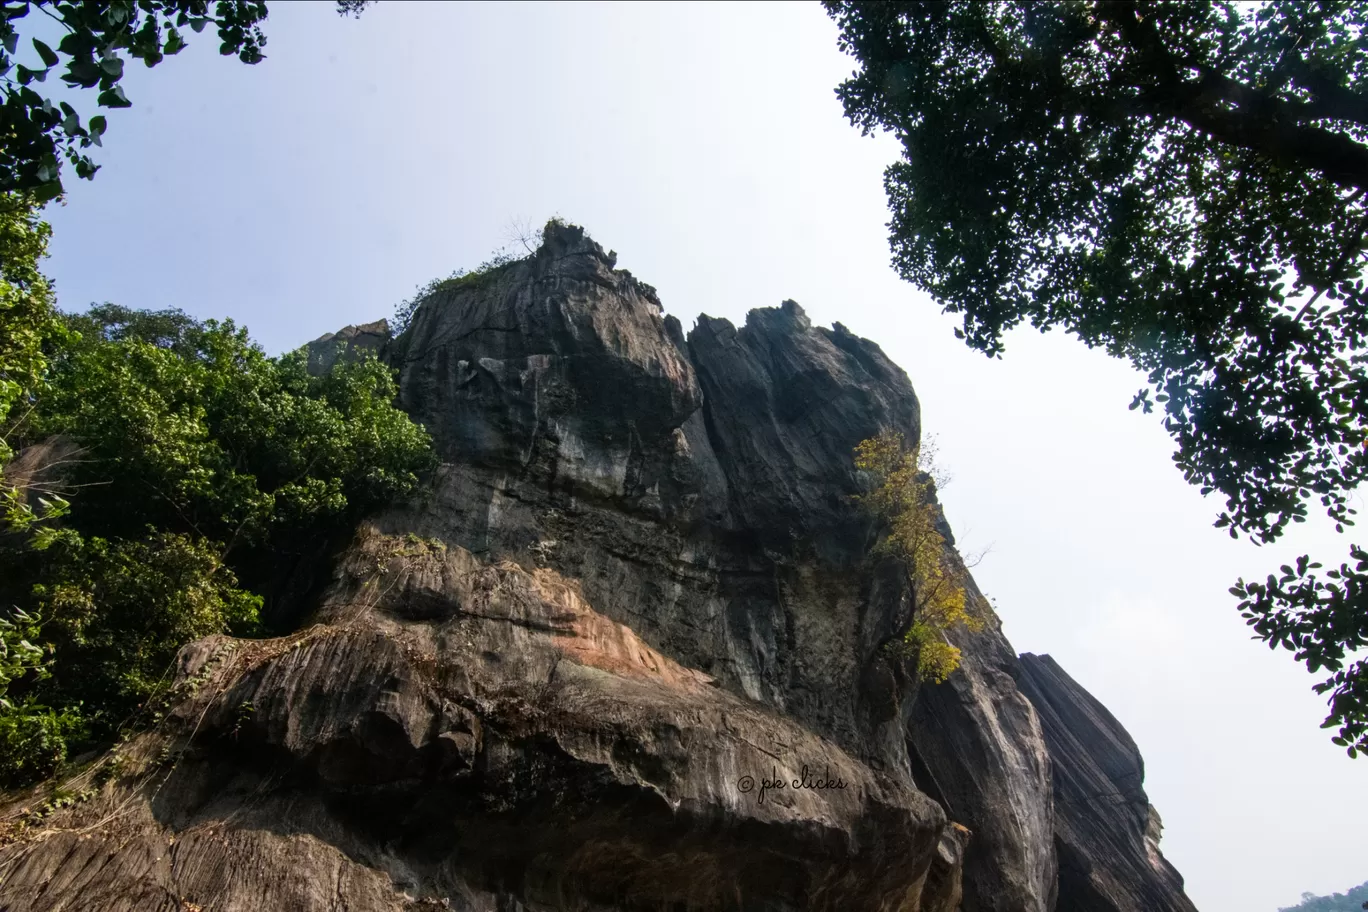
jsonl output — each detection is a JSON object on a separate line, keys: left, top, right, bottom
{"left": 905, "top": 601, "right": 1056, "bottom": 912}
{"left": 0, "top": 222, "right": 1197, "bottom": 912}
{"left": 1016, "top": 654, "right": 1197, "bottom": 912}
{"left": 0, "top": 535, "right": 948, "bottom": 911}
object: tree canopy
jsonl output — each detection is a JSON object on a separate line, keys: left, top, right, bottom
{"left": 0, "top": 194, "right": 59, "bottom": 461}
{"left": 42, "top": 303, "right": 433, "bottom": 554}
{"left": 0, "top": 0, "right": 391, "bottom": 787}
{"left": 0, "top": 196, "right": 434, "bottom": 784}
{"left": 1279, "top": 880, "right": 1368, "bottom": 912}
{"left": 826, "top": 0, "right": 1368, "bottom": 754}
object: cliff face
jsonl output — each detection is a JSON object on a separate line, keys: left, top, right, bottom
{"left": 0, "top": 223, "right": 1196, "bottom": 912}
{"left": 1016, "top": 655, "right": 1198, "bottom": 912}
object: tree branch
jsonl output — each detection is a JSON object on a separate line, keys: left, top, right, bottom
{"left": 1171, "top": 86, "right": 1368, "bottom": 192}
{"left": 1095, "top": 2, "right": 1368, "bottom": 193}
{"left": 1285, "top": 56, "right": 1368, "bottom": 128}
{"left": 1193, "top": 67, "right": 1368, "bottom": 130}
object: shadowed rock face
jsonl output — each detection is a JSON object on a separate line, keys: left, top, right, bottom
{"left": 308, "top": 318, "right": 390, "bottom": 375}
{"left": 0, "top": 223, "right": 1196, "bottom": 912}
{"left": 1016, "top": 654, "right": 1198, "bottom": 912}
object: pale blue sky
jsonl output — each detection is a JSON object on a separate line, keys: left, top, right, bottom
{"left": 33, "top": 2, "right": 1365, "bottom": 909}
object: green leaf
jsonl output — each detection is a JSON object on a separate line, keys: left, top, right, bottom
{"left": 99, "top": 55, "right": 123, "bottom": 77}
{"left": 163, "top": 28, "right": 184, "bottom": 56}
{"left": 88, "top": 115, "right": 106, "bottom": 136}
{"left": 96, "top": 85, "right": 131, "bottom": 108}
{"left": 57, "top": 32, "right": 94, "bottom": 58}
{"left": 21, "top": 63, "right": 50, "bottom": 83}
{"left": 2, "top": 30, "right": 16, "bottom": 56}
{"left": 62, "top": 59, "right": 103, "bottom": 88}
{"left": 189, "top": 17, "right": 209, "bottom": 33}
{"left": 29, "top": 181, "right": 61, "bottom": 202}
{"left": 32, "top": 38, "right": 58, "bottom": 68}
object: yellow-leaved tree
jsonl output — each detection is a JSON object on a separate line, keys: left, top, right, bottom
{"left": 854, "top": 431, "right": 982, "bottom": 683}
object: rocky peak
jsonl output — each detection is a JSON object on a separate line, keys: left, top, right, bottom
{"left": 0, "top": 223, "right": 1199, "bottom": 912}
{"left": 390, "top": 221, "right": 697, "bottom": 499}
{"left": 305, "top": 317, "right": 390, "bottom": 375}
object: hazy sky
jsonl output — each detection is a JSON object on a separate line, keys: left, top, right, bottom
{"left": 32, "top": 3, "right": 1364, "bottom": 909}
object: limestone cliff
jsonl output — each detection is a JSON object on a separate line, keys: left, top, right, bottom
{"left": 0, "top": 223, "right": 1196, "bottom": 912}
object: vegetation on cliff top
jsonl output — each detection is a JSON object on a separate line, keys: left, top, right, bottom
{"left": 390, "top": 220, "right": 553, "bottom": 335}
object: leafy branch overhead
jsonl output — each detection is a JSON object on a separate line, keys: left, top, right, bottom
{"left": 826, "top": 0, "right": 1368, "bottom": 755}
{"left": 1233, "top": 550, "right": 1368, "bottom": 757}
{"left": 0, "top": 0, "right": 369, "bottom": 201}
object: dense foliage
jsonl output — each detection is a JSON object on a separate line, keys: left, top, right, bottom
{"left": 855, "top": 431, "right": 982, "bottom": 682}
{"left": 1279, "top": 880, "right": 1368, "bottom": 912}
{"left": 0, "top": 0, "right": 368, "bottom": 200}
{"left": 28, "top": 532, "right": 259, "bottom": 738}
{"left": 42, "top": 303, "right": 434, "bottom": 552}
{"left": 0, "top": 194, "right": 61, "bottom": 464}
{"left": 827, "top": 0, "right": 1368, "bottom": 755}
{"left": 0, "top": 201, "right": 434, "bottom": 786}
{"left": 0, "top": 195, "right": 67, "bottom": 759}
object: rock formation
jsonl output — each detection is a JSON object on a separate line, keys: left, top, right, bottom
{"left": 1016, "top": 654, "right": 1198, "bottom": 912}
{"left": 0, "top": 222, "right": 1197, "bottom": 911}
{"left": 307, "top": 318, "right": 390, "bottom": 376}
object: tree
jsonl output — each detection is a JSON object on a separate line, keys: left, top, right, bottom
{"left": 0, "top": 0, "right": 386, "bottom": 784}
{"left": 27, "top": 531, "right": 260, "bottom": 741}
{"left": 855, "top": 431, "right": 983, "bottom": 683}
{"left": 0, "top": 0, "right": 370, "bottom": 201}
{"left": 0, "top": 194, "right": 60, "bottom": 462}
{"left": 1278, "top": 880, "right": 1368, "bottom": 912}
{"left": 35, "top": 304, "right": 435, "bottom": 559}
{"left": 0, "top": 193, "right": 69, "bottom": 539}
{"left": 0, "top": 191, "right": 76, "bottom": 783}
{"left": 0, "top": 302, "right": 434, "bottom": 783}
{"left": 826, "top": 0, "right": 1368, "bottom": 756}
